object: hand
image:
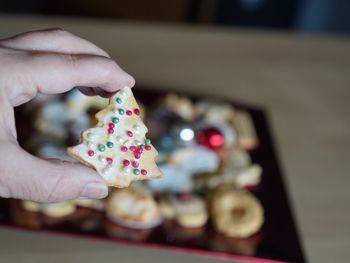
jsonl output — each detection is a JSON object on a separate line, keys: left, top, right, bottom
{"left": 0, "top": 28, "right": 135, "bottom": 202}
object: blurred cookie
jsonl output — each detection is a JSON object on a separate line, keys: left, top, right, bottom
{"left": 106, "top": 187, "right": 162, "bottom": 229}
{"left": 210, "top": 186, "right": 264, "bottom": 238}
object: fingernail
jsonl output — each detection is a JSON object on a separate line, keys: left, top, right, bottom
{"left": 80, "top": 182, "right": 108, "bottom": 199}
{"left": 125, "top": 74, "right": 135, "bottom": 88}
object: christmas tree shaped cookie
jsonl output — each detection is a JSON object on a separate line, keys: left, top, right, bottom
{"left": 67, "top": 87, "right": 163, "bottom": 188}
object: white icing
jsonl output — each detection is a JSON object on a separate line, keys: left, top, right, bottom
{"left": 98, "top": 156, "right": 106, "bottom": 162}
{"left": 86, "top": 141, "right": 95, "bottom": 148}
{"left": 116, "top": 136, "right": 123, "bottom": 144}
{"left": 133, "top": 124, "right": 141, "bottom": 132}
{"left": 119, "top": 89, "right": 127, "bottom": 97}
{"left": 123, "top": 167, "right": 131, "bottom": 173}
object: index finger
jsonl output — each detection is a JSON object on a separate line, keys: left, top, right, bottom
{"left": 5, "top": 51, "right": 135, "bottom": 106}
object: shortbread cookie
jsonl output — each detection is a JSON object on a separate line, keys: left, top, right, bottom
{"left": 106, "top": 188, "right": 162, "bottom": 229}
{"left": 67, "top": 87, "right": 163, "bottom": 187}
{"left": 210, "top": 187, "right": 264, "bottom": 238}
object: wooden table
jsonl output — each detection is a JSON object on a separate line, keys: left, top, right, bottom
{"left": 0, "top": 14, "right": 349, "bottom": 263}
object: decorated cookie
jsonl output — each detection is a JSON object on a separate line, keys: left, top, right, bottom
{"left": 67, "top": 87, "right": 163, "bottom": 187}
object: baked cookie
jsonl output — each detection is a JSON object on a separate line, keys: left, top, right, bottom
{"left": 67, "top": 86, "right": 162, "bottom": 187}
{"left": 106, "top": 187, "right": 162, "bottom": 229}
{"left": 172, "top": 194, "right": 208, "bottom": 228}
{"left": 41, "top": 201, "right": 77, "bottom": 226}
{"left": 158, "top": 194, "right": 208, "bottom": 228}
{"left": 210, "top": 186, "right": 264, "bottom": 238}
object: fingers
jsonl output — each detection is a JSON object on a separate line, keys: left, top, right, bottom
{"left": 33, "top": 52, "right": 135, "bottom": 93}
{"left": 4, "top": 51, "right": 135, "bottom": 106}
{"left": 0, "top": 28, "right": 110, "bottom": 58}
{"left": 0, "top": 141, "right": 108, "bottom": 202}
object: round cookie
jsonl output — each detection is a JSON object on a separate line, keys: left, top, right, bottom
{"left": 210, "top": 187, "right": 264, "bottom": 238}
{"left": 172, "top": 194, "right": 208, "bottom": 228}
{"left": 106, "top": 187, "right": 162, "bottom": 229}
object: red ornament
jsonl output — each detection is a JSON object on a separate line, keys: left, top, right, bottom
{"left": 196, "top": 127, "right": 224, "bottom": 149}
{"left": 141, "top": 169, "right": 147, "bottom": 175}
{"left": 127, "top": 131, "right": 133, "bottom": 137}
{"left": 106, "top": 158, "right": 113, "bottom": 164}
{"left": 145, "top": 145, "right": 151, "bottom": 151}
{"left": 134, "top": 108, "right": 140, "bottom": 116}
{"left": 121, "top": 146, "right": 128, "bottom": 152}
{"left": 108, "top": 123, "right": 115, "bottom": 129}
{"left": 108, "top": 128, "right": 114, "bottom": 134}
{"left": 126, "top": 110, "right": 132, "bottom": 116}
{"left": 123, "top": 159, "right": 130, "bottom": 166}
{"left": 88, "top": 150, "right": 95, "bottom": 157}
{"left": 132, "top": 161, "right": 139, "bottom": 168}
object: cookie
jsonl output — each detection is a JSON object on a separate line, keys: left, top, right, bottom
{"left": 67, "top": 86, "right": 163, "bottom": 188}
{"left": 106, "top": 187, "right": 162, "bottom": 229}
{"left": 41, "top": 201, "right": 77, "bottom": 226}
{"left": 172, "top": 194, "right": 208, "bottom": 228}
{"left": 72, "top": 199, "right": 104, "bottom": 231}
{"left": 210, "top": 187, "right": 264, "bottom": 238}
{"left": 158, "top": 194, "right": 208, "bottom": 228}
{"left": 233, "top": 110, "right": 258, "bottom": 150}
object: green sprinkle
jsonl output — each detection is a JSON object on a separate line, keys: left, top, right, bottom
{"left": 140, "top": 144, "right": 145, "bottom": 149}
{"left": 118, "top": 109, "right": 125, "bottom": 115}
{"left": 133, "top": 169, "right": 141, "bottom": 175}
{"left": 116, "top": 98, "right": 122, "bottom": 104}
{"left": 145, "top": 139, "right": 151, "bottom": 145}
{"left": 98, "top": 144, "right": 106, "bottom": 152}
{"left": 107, "top": 141, "right": 114, "bottom": 148}
{"left": 112, "top": 117, "right": 120, "bottom": 124}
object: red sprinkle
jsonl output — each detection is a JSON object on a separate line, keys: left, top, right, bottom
{"left": 134, "top": 108, "right": 140, "bottom": 116}
{"left": 136, "top": 148, "right": 143, "bottom": 154}
{"left": 107, "top": 158, "right": 113, "bottom": 165}
{"left": 134, "top": 153, "right": 141, "bottom": 159}
{"left": 123, "top": 159, "right": 130, "bottom": 166}
{"left": 108, "top": 123, "right": 115, "bottom": 128}
{"left": 108, "top": 128, "right": 114, "bottom": 134}
{"left": 145, "top": 145, "right": 152, "bottom": 151}
{"left": 141, "top": 169, "right": 147, "bottom": 175}
{"left": 132, "top": 161, "right": 139, "bottom": 168}
{"left": 127, "top": 131, "right": 133, "bottom": 137}
{"left": 88, "top": 150, "right": 95, "bottom": 157}
{"left": 121, "top": 146, "right": 128, "bottom": 152}
{"left": 126, "top": 110, "right": 132, "bottom": 116}
{"left": 129, "top": 146, "right": 137, "bottom": 152}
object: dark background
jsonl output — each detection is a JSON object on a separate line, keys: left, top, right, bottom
{"left": 1, "top": 0, "right": 350, "bottom": 34}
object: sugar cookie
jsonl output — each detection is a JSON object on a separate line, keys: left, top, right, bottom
{"left": 67, "top": 87, "right": 163, "bottom": 187}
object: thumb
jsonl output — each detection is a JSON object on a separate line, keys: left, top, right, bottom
{"left": 0, "top": 141, "right": 108, "bottom": 202}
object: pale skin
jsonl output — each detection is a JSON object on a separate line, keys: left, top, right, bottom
{"left": 0, "top": 28, "right": 135, "bottom": 202}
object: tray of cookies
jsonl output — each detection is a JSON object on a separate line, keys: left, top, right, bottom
{"left": 0, "top": 86, "right": 305, "bottom": 263}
